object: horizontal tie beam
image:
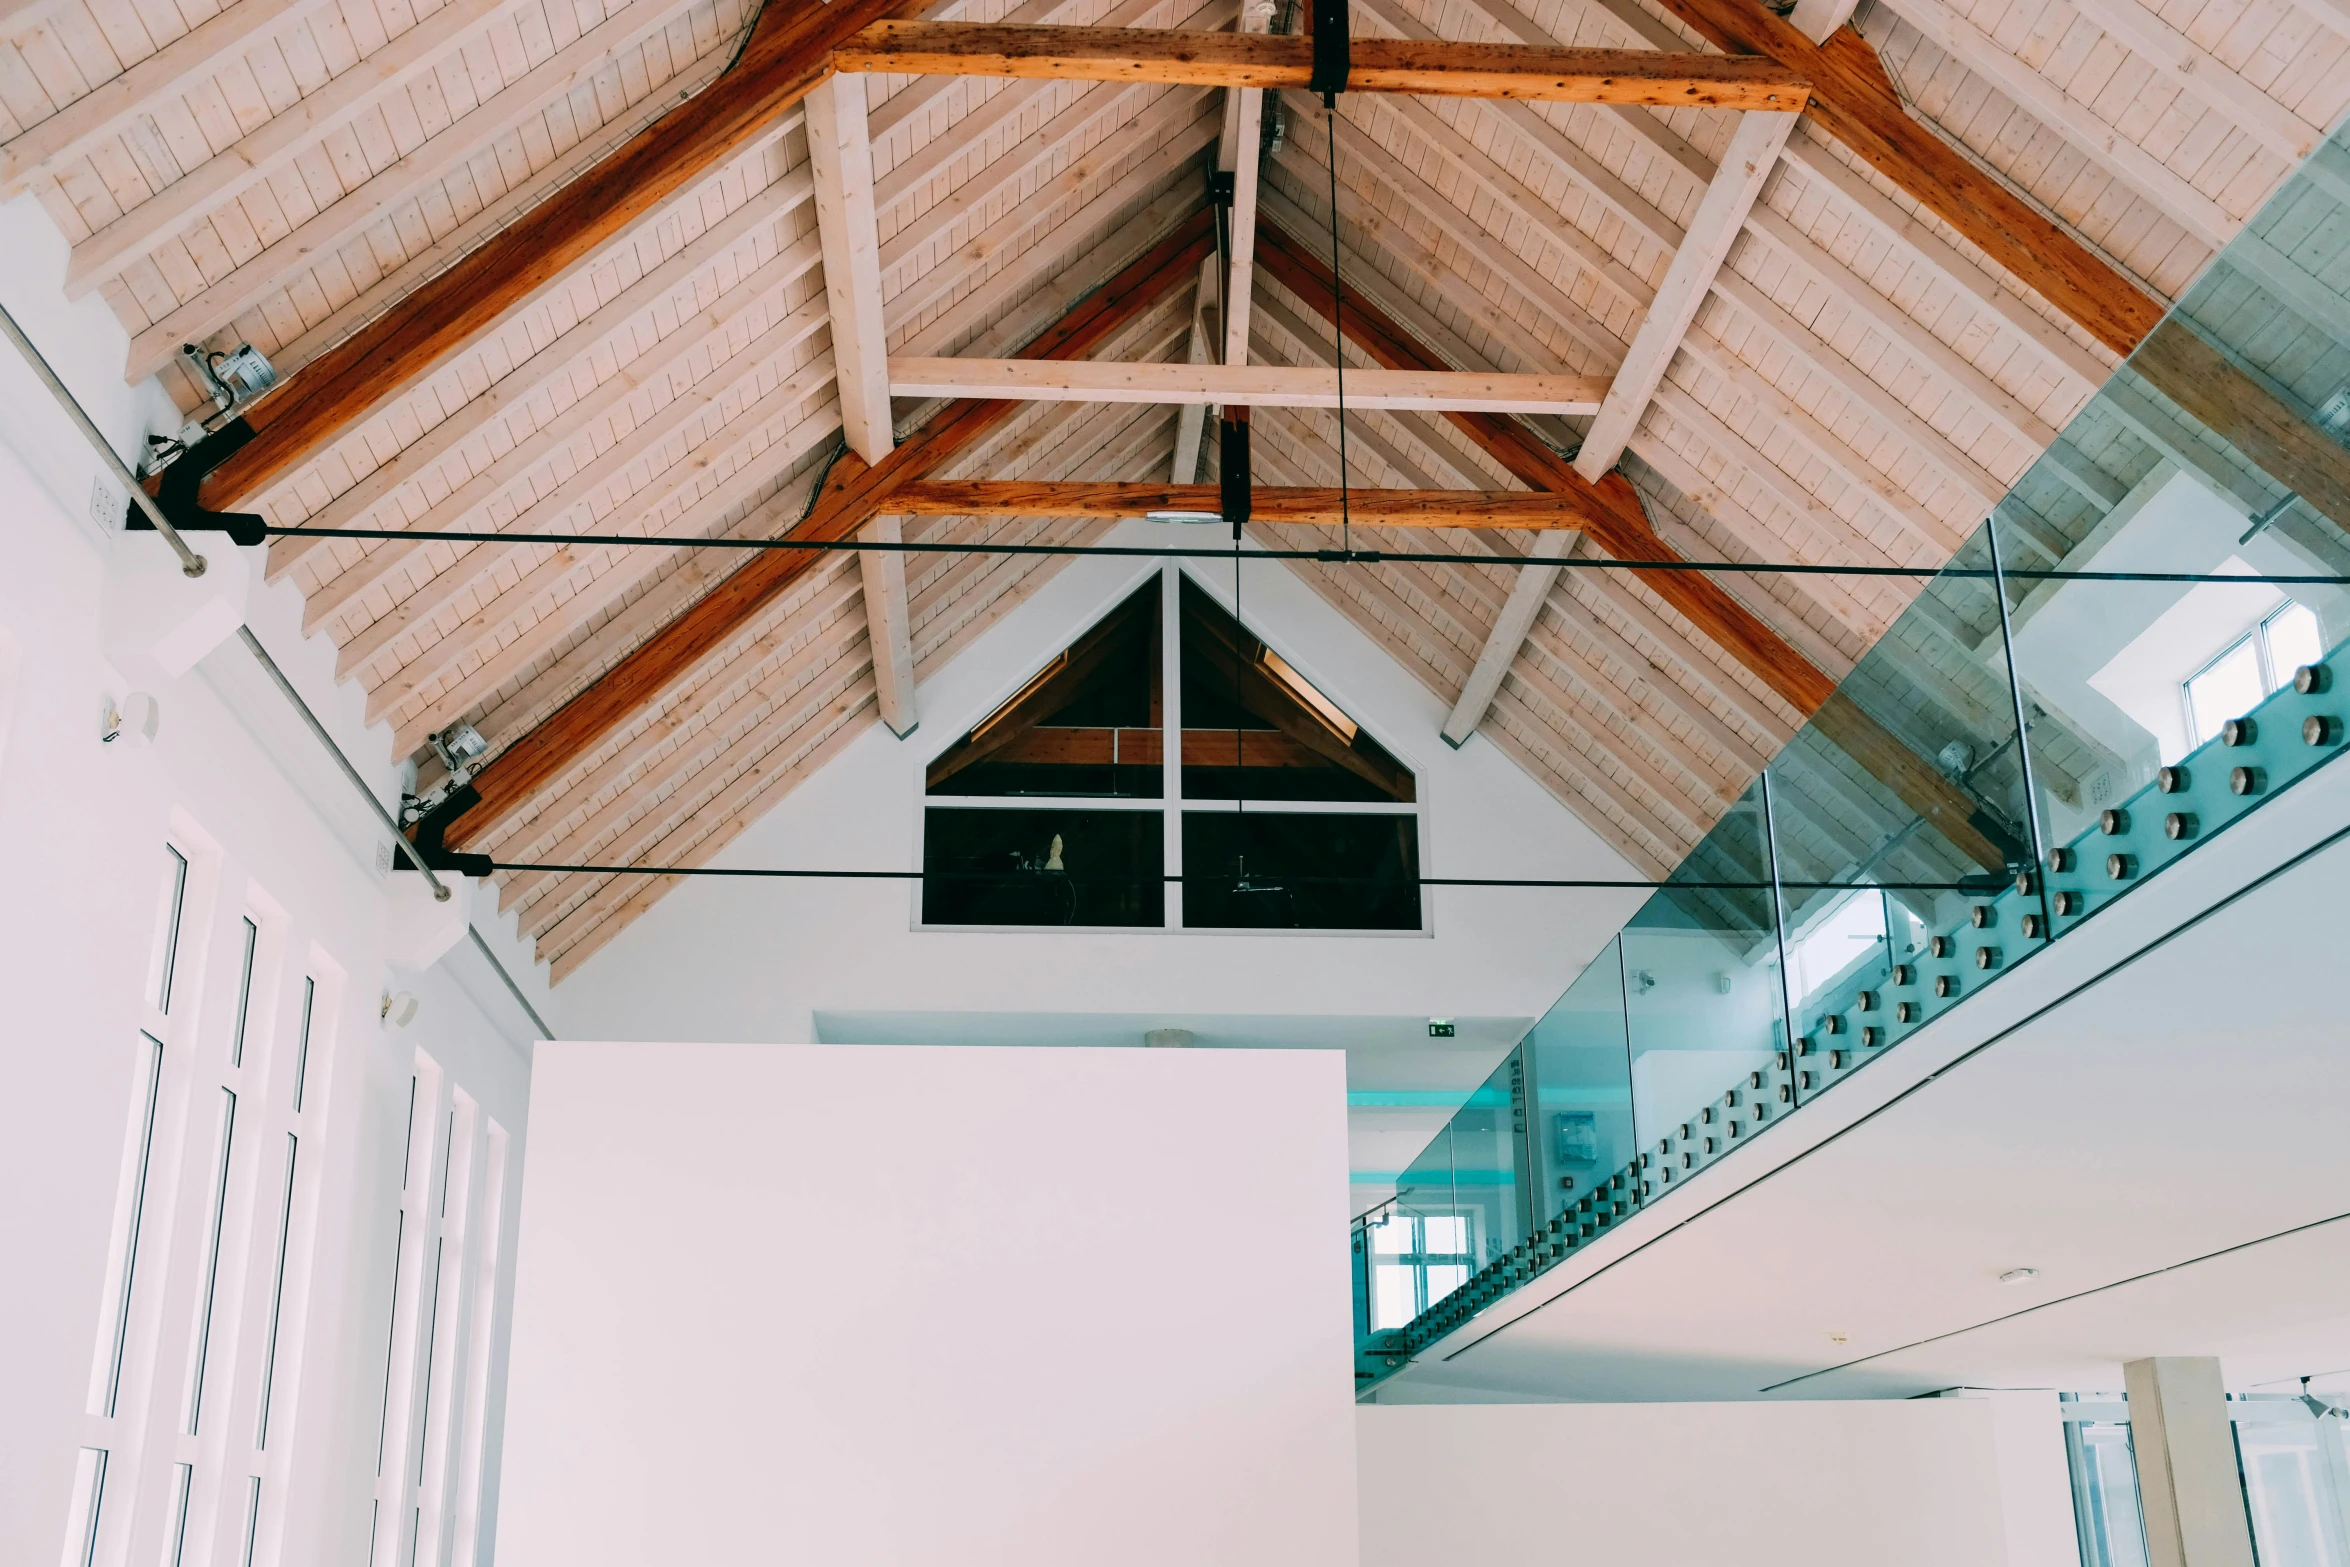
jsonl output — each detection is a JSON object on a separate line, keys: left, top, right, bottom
{"left": 888, "top": 358, "right": 1610, "bottom": 414}
{"left": 890, "top": 482, "right": 1591, "bottom": 529}
{"left": 834, "top": 22, "right": 1812, "bottom": 110}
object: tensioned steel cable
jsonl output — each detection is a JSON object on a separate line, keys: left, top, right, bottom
{"left": 1325, "top": 95, "right": 1352, "bottom": 559}
{"left": 255, "top": 524, "right": 2350, "bottom": 586}
{"left": 487, "top": 862, "right": 2006, "bottom": 892}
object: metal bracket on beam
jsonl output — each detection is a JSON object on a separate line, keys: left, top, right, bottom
{"left": 1220, "top": 412, "right": 1252, "bottom": 535}
{"left": 400, "top": 783, "right": 495, "bottom": 879}
{"left": 1308, "top": 0, "right": 1349, "bottom": 100}
{"left": 127, "top": 416, "right": 269, "bottom": 547}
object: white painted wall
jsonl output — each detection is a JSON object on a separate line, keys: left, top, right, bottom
{"left": 0, "top": 236, "right": 548, "bottom": 1567}
{"left": 496, "top": 1040, "right": 1361, "bottom": 1567}
{"left": 1357, "top": 1397, "right": 2077, "bottom": 1567}
{"left": 548, "top": 533, "right": 1647, "bottom": 1044}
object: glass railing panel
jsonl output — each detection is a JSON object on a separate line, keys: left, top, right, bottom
{"left": 1999, "top": 460, "right": 2350, "bottom": 939}
{"left": 1765, "top": 523, "right": 2045, "bottom": 1084}
{"left": 1439, "top": 1047, "right": 1529, "bottom": 1282}
{"left": 2003, "top": 118, "right": 2350, "bottom": 936}
{"left": 1353, "top": 123, "right": 2350, "bottom": 1390}
{"left": 1521, "top": 937, "right": 1635, "bottom": 1264}
{"left": 1619, "top": 779, "right": 1789, "bottom": 1200}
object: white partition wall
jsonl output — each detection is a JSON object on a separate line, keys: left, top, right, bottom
{"left": 496, "top": 1042, "right": 1360, "bottom": 1567}
{"left": 1358, "top": 1399, "right": 2078, "bottom": 1567}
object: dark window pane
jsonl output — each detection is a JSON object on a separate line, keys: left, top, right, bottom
{"left": 923, "top": 808, "right": 1164, "bottom": 926}
{"left": 1179, "top": 577, "right": 1414, "bottom": 802}
{"left": 927, "top": 583, "right": 1161, "bottom": 799}
{"left": 1182, "top": 812, "right": 1421, "bottom": 930}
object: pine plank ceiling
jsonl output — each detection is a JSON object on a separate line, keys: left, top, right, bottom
{"left": 6, "top": 0, "right": 2342, "bottom": 977}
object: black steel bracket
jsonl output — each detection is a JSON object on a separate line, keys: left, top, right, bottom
{"left": 1309, "top": 0, "right": 1350, "bottom": 101}
{"left": 400, "top": 783, "right": 494, "bottom": 879}
{"left": 126, "top": 416, "right": 268, "bottom": 548}
{"left": 1219, "top": 416, "right": 1252, "bottom": 535}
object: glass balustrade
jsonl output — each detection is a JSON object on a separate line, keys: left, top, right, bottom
{"left": 1354, "top": 116, "right": 2350, "bottom": 1389}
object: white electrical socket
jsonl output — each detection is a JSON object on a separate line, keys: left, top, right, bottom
{"left": 89, "top": 474, "right": 121, "bottom": 532}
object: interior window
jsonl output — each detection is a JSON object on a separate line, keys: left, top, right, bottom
{"left": 2182, "top": 599, "right": 2326, "bottom": 747}
{"left": 921, "top": 570, "right": 1422, "bottom": 931}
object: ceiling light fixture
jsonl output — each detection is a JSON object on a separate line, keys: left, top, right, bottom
{"left": 1998, "top": 1267, "right": 2040, "bottom": 1285}
{"left": 1144, "top": 510, "right": 1224, "bottom": 523}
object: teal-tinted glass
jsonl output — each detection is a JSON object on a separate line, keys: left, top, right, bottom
{"left": 1620, "top": 779, "right": 1787, "bottom": 1199}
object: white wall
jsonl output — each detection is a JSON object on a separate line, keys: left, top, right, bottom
{"left": 495, "top": 1041, "right": 1361, "bottom": 1567}
{"left": 1357, "top": 1397, "right": 2078, "bottom": 1567}
{"left": 0, "top": 234, "right": 546, "bottom": 1567}
{"left": 549, "top": 534, "right": 1648, "bottom": 1044}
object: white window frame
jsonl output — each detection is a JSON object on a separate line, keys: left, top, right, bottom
{"left": 915, "top": 563, "right": 1430, "bottom": 936}
{"left": 370, "top": 1049, "right": 511, "bottom": 1567}
{"left": 2180, "top": 600, "right": 2318, "bottom": 747}
{"left": 67, "top": 829, "right": 347, "bottom": 1567}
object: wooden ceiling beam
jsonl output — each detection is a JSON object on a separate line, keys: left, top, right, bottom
{"left": 1627, "top": 0, "right": 2350, "bottom": 531}
{"left": 197, "top": 0, "right": 923, "bottom": 515}
{"left": 888, "top": 359, "right": 1610, "bottom": 412}
{"left": 892, "top": 481, "right": 1592, "bottom": 527}
{"left": 1254, "top": 216, "right": 2019, "bottom": 872}
{"left": 807, "top": 72, "right": 895, "bottom": 467}
{"left": 833, "top": 21, "right": 1812, "bottom": 107}
{"left": 436, "top": 210, "right": 1219, "bottom": 851}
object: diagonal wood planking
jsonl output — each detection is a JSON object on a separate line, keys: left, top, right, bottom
{"left": 1442, "top": 108, "right": 1796, "bottom": 748}
{"left": 1255, "top": 216, "right": 2016, "bottom": 872}
{"left": 438, "top": 210, "right": 1220, "bottom": 851}
{"left": 196, "top": 0, "right": 926, "bottom": 515}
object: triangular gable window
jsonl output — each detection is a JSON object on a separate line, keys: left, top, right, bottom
{"left": 921, "top": 568, "right": 1421, "bottom": 931}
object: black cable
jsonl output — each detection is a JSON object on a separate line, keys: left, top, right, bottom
{"left": 487, "top": 861, "right": 2004, "bottom": 892}
{"left": 255, "top": 525, "right": 2350, "bottom": 586}
{"left": 1326, "top": 103, "right": 1351, "bottom": 558}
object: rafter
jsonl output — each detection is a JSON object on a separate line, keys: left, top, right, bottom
{"left": 888, "top": 359, "right": 1609, "bottom": 411}
{"left": 834, "top": 21, "right": 1812, "bottom": 107}
{"left": 808, "top": 73, "right": 895, "bottom": 465}
{"left": 433, "top": 210, "right": 1218, "bottom": 852}
{"left": 1172, "top": 255, "right": 1218, "bottom": 481}
{"left": 860, "top": 515, "right": 920, "bottom": 736}
{"left": 195, "top": 0, "right": 921, "bottom": 515}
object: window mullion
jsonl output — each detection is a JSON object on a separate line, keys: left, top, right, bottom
{"left": 1161, "top": 564, "right": 1184, "bottom": 930}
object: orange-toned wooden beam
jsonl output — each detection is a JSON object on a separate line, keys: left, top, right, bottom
{"left": 1255, "top": 216, "right": 2019, "bottom": 871}
{"left": 436, "top": 211, "right": 1219, "bottom": 852}
{"left": 833, "top": 21, "right": 1812, "bottom": 110}
{"left": 198, "top": 0, "right": 921, "bottom": 514}
{"left": 1646, "top": 0, "right": 2350, "bottom": 526}
{"left": 892, "top": 481, "right": 1591, "bottom": 528}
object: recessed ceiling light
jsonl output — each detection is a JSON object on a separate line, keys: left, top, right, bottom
{"left": 1999, "top": 1267, "right": 2041, "bottom": 1285}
